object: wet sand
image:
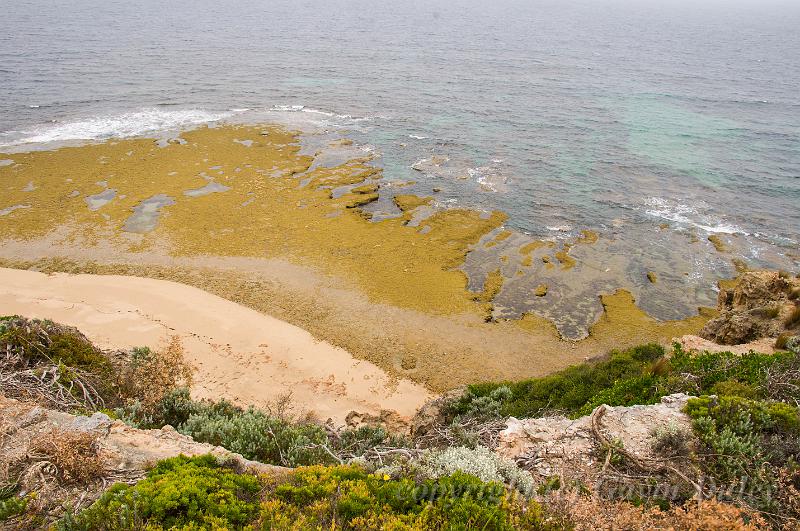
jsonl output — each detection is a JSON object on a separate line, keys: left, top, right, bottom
{"left": 0, "top": 267, "right": 432, "bottom": 423}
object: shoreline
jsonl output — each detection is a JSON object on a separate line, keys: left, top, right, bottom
{"left": 0, "top": 267, "right": 432, "bottom": 424}
{"left": 0, "top": 123, "right": 743, "bottom": 391}
{"left": 0, "top": 248, "right": 712, "bottom": 392}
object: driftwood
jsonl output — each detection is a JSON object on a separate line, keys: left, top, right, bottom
{"left": 590, "top": 405, "right": 704, "bottom": 501}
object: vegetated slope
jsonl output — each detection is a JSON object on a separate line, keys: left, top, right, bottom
{"left": 3, "top": 311, "right": 799, "bottom": 528}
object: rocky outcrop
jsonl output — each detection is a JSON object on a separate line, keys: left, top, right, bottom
{"left": 678, "top": 334, "right": 777, "bottom": 354}
{"left": 345, "top": 408, "right": 410, "bottom": 433}
{"left": 410, "top": 387, "right": 465, "bottom": 438}
{"left": 495, "top": 394, "right": 694, "bottom": 480}
{"left": 0, "top": 393, "right": 287, "bottom": 476}
{"left": 700, "top": 271, "right": 799, "bottom": 345}
{"left": 0, "top": 393, "right": 287, "bottom": 522}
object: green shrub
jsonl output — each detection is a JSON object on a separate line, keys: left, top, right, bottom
{"left": 180, "top": 400, "right": 332, "bottom": 467}
{"left": 62, "top": 455, "right": 260, "bottom": 530}
{"left": 775, "top": 333, "right": 791, "bottom": 350}
{"left": 666, "top": 345, "right": 793, "bottom": 397}
{"left": 576, "top": 374, "right": 662, "bottom": 416}
{"left": 0, "top": 494, "right": 27, "bottom": 522}
{"left": 452, "top": 344, "right": 665, "bottom": 419}
{"left": 0, "top": 318, "right": 113, "bottom": 375}
{"left": 685, "top": 396, "right": 800, "bottom": 512}
{"left": 450, "top": 343, "right": 800, "bottom": 426}
{"left": 686, "top": 396, "right": 800, "bottom": 435}
{"left": 261, "top": 465, "right": 552, "bottom": 530}
{"left": 118, "top": 387, "right": 201, "bottom": 429}
{"left": 331, "top": 424, "right": 409, "bottom": 459}
{"left": 649, "top": 424, "right": 693, "bottom": 459}
{"left": 708, "top": 380, "right": 758, "bottom": 399}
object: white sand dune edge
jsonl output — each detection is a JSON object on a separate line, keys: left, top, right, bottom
{"left": 0, "top": 267, "right": 433, "bottom": 424}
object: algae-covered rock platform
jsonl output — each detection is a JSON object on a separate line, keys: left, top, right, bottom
{"left": 0, "top": 125, "right": 711, "bottom": 391}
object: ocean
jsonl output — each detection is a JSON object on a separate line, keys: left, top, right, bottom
{"left": 1, "top": 0, "right": 798, "bottom": 336}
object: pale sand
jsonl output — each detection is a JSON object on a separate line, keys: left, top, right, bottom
{"left": 0, "top": 267, "right": 433, "bottom": 424}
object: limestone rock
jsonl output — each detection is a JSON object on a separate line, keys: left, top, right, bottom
{"left": 700, "top": 270, "right": 799, "bottom": 345}
{"left": 495, "top": 394, "right": 694, "bottom": 479}
{"left": 0, "top": 393, "right": 287, "bottom": 478}
{"left": 677, "top": 334, "right": 776, "bottom": 355}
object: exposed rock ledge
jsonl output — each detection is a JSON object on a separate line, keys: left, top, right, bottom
{"left": 700, "top": 270, "right": 799, "bottom": 345}
{"left": 677, "top": 334, "right": 777, "bottom": 355}
{"left": 0, "top": 392, "right": 287, "bottom": 483}
{"left": 495, "top": 394, "right": 693, "bottom": 479}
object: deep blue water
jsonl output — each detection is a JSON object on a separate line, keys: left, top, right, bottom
{"left": 1, "top": 0, "right": 799, "bottom": 335}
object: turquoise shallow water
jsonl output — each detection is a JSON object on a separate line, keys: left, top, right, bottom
{"left": 1, "top": 0, "right": 798, "bottom": 335}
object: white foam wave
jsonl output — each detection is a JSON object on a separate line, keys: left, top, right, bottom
{"left": 266, "top": 104, "right": 373, "bottom": 123}
{"left": 5, "top": 109, "right": 229, "bottom": 146}
{"left": 408, "top": 134, "right": 428, "bottom": 140}
{"left": 269, "top": 104, "right": 306, "bottom": 112}
{"left": 302, "top": 108, "right": 335, "bottom": 117}
{"left": 643, "top": 197, "right": 745, "bottom": 234}
{"left": 467, "top": 164, "right": 509, "bottom": 193}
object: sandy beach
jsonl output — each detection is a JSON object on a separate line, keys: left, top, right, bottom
{"left": 0, "top": 267, "right": 432, "bottom": 424}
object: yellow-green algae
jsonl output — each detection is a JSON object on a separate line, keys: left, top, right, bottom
{"left": 588, "top": 290, "right": 715, "bottom": 341}
{"left": 576, "top": 229, "right": 599, "bottom": 244}
{"left": 393, "top": 194, "right": 432, "bottom": 214}
{"left": 554, "top": 249, "right": 577, "bottom": 270}
{"left": 475, "top": 269, "right": 504, "bottom": 304}
{"left": 484, "top": 229, "right": 512, "bottom": 248}
{"left": 0, "top": 125, "right": 507, "bottom": 315}
{"left": 517, "top": 289, "right": 715, "bottom": 346}
{"left": 519, "top": 240, "right": 553, "bottom": 256}
{"left": 708, "top": 234, "right": 729, "bottom": 253}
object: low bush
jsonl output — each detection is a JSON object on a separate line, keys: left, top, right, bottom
{"left": 180, "top": 401, "right": 333, "bottom": 467}
{"left": 120, "top": 389, "right": 412, "bottom": 468}
{"left": 261, "top": 464, "right": 552, "bottom": 530}
{"left": 453, "top": 344, "right": 800, "bottom": 423}
{"left": 61, "top": 455, "right": 261, "bottom": 530}
{"left": 451, "top": 343, "right": 665, "bottom": 419}
{"left": 0, "top": 317, "right": 113, "bottom": 375}
{"left": 0, "top": 489, "right": 27, "bottom": 522}
{"left": 685, "top": 395, "right": 800, "bottom": 514}
{"left": 0, "top": 317, "right": 191, "bottom": 415}
{"left": 666, "top": 346, "right": 792, "bottom": 396}
{"left": 64, "top": 458, "right": 556, "bottom": 530}
{"left": 407, "top": 446, "right": 535, "bottom": 496}
{"left": 29, "top": 429, "right": 104, "bottom": 484}
{"left": 115, "top": 338, "right": 193, "bottom": 410}
{"left": 650, "top": 423, "right": 694, "bottom": 459}
{"left": 117, "top": 386, "right": 201, "bottom": 429}
{"left": 786, "top": 306, "right": 800, "bottom": 329}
